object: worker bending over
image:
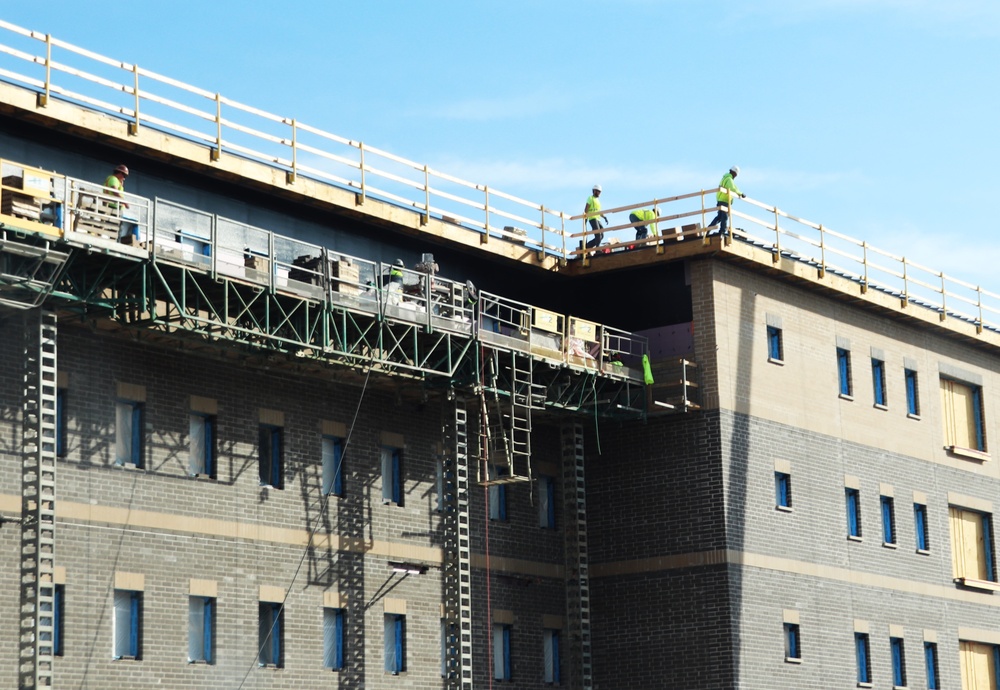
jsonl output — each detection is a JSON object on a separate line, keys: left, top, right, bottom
{"left": 629, "top": 208, "right": 658, "bottom": 241}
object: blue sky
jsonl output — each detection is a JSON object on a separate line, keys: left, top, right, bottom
{"left": 4, "top": 1, "right": 1000, "bottom": 291}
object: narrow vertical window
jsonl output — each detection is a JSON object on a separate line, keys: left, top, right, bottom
{"left": 384, "top": 614, "right": 406, "bottom": 674}
{"left": 543, "top": 629, "right": 561, "bottom": 684}
{"left": 539, "top": 476, "right": 556, "bottom": 528}
{"left": 846, "top": 488, "right": 862, "bottom": 539}
{"left": 188, "top": 596, "right": 214, "bottom": 664}
{"left": 881, "top": 496, "right": 896, "bottom": 545}
{"left": 258, "top": 602, "right": 283, "bottom": 667}
{"left": 489, "top": 479, "right": 508, "bottom": 521}
{"left": 44, "top": 583, "right": 64, "bottom": 657}
{"left": 258, "top": 425, "right": 283, "bottom": 489}
{"left": 322, "top": 436, "right": 344, "bottom": 497}
{"left": 914, "top": 503, "right": 930, "bottom": 551}
{"left": 837, "top": 348, "right": 853, "bottom": 397}
{"left": 767, "top": 325, "right": 783, "bottom": 362}
{"left": 872, "top": 358, "right": 886, "bottom": 407}
{"left": 113, "top": 590, "right": 142, "bottom": 660}
{"left": 493, "top": 624, "right": 512, "bottom": 681}
{"left": 441, "top": 618, "right": 448, "bottom": 678}
{"left": 784, "top": 623, "right": 801, "bottom": 661}
{"left": 775, "top": 472, "right": 792, "bottom": 509}
{"left": 323, "top": 608, "right": 345, "bottom": 670}
{"left": 890, "top": 637, "right": 906, "bottom": 687}
{"left": 381, "top": 447, "right": 403, "bottom": 505}
{"left": 115, "top": 400, "right": 144, "bottom": 467}
{"left": 905, "top": 368, "right": 920, "bottom": 416}
{"left": 855, "top": 633, "right": 871, "bottom": 684}
{"left": 56, "top": 388, "right": 67, "bottom": 458}
{"left": 189, "top": 414, "right": 216, "bottom": 478}
{"left": 436, "top": 456, "right": 445, "bottom": 513}
{"left": 924, "top": 641, "right": 938, "bottom": 690}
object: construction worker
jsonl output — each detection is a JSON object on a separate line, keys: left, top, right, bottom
{"left": 629, "top": 208, "right": 659, "bottom": 241}
{"left": 709, "top": 165, "right": 745, "bottom": 236}
{"left": 103, "top": 164, "right": 129, "bottom": 212}
{"left": 386, "top": 258, "right": 404, "bottom": 305}
{"left": 584, "top": 184, "right": 608, "bottom": 249}
{"left": 103, "top": 164, "right": 139, "bottom": 243}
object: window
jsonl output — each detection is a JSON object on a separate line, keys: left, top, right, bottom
{"left": 846, "top": 488, "right": 862, "bottom": 539}
{"left": 324, "top": 608, "right": 345, "bottom": 671}
{"left": 258, "top": 602, "right": 283, "bottom": 667}
{"left": 856, "top": 633, "right": 872, "bottom": 684}
{"left": 891, "top": 637, "right": 906, "bottom": 687}
{"left": 905, "top": 368, "right": 920, "bottom": 416}
{"left": 56, "top": 388, "right": 67, "bottom": 458}
{"left": 872, "top": 358, "right": 887, "bottom": 407}
{"left": 115, "top": 400, "right": 144, "bottom": 467}
{"left": 258, "top": 425, "right": 283, "bottom": 489}
{"left": 113, "top": 589, "right": 142, "bottom": 660}
{"left": 775, "top": 472, "right": 792, "bottom": 509}
{"left": 436, "top": 456, "right": 445, "bottom": 513}
{"left": 381, "top": 447, "right": 402, "bottom": 505}
{"left": 188, "top": 596, "right": 214, "bottom": 664}
{"left": 189, "top": 414, "right": 216, "bottom": 478}
{"left": 767, "top": 325, "right": 783, "bottom": 362}
{"left": 838, "top": 348, "right": 853, "bottom": 397}
{"left": 322, "top": 436, "right": 344, "bottom": 497}
{"left": 949, "top": 506, "right": 997, "bottom": 585}
{"left": 543, "top": 629, "right": 561, "bottom": 684}
{"left": 881, "top": 496, "right": 896, "bottom": 546}
{"left": 784, "top": 623, "right": 801, "bottom": 661}
{"left": 384, "top": 614, "right": 406, "bottom": 674}
{"left": 941, "top": 377, "right": 986, "bottom": 453}
{"left": 924, "top": 642, "right": 939, "bottom": 690}
{"left": 959, "top": 640, "right": 998, "bottom": 690}
{"left": 493, "top": 624, "right": 512, "bottom": 681}
{"left": 42, "top": 583, "right": 64, "bottom": 657}
{"left": 915, "top": 503, "right": 930, "bottom": 552}
{"left": 539, "top": 476, "right": 556, "bottom": 529}
{"left": 441, "top": 619, "right": 448, "bottom": 678}
{"left": 489, "top": 479, "right": 508, "bottom": 521}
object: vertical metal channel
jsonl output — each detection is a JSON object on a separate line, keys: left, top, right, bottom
{"left": 443, "top": 398, "right": 473, "bottom": 689}
{"left": 18, "top": 309, "right": 57, "bottom": 689}
{"left": 561, "top": 422, "right": 593, "bottom": 690}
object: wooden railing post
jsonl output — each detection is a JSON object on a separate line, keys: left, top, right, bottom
{"left": 38, "top": 34, "right": 52, "bottom": 107}
{"left": 128, "top": 64, "right": 140, "bottom": 135}
{"left": 211, "top": 93, "right": 222, "bottom": 161}
{"left": 286, "top": 118, "right": 297, "bottom": 184}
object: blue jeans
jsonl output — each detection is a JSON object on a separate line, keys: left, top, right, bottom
{"left": 710, "top": 203, "right": 729, "bottom": 234}
{"left": 629, "top": 213, "right": 649, "bottom": 240}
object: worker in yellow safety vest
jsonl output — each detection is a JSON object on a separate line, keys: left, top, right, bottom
{"left": 584, "top": 184, "right": 608, "bottom": 249}
{"left": 103, "top": 164, "right": 130, "bottom": 212}
{"left": 709, "top": 165, "right": 745, "bottom": 235}
{"left": 628, "top": 208, "right": 658, "bottom": 241}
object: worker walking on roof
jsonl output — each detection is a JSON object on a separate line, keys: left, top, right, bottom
{"left": 629, "top": 208, "right": 658, "bottom": 241}
{"left": 584, "top": 184, "right": 608, "bottom": 249}
{"left": 709, "top": 165, "right": 745, "bottom": 236}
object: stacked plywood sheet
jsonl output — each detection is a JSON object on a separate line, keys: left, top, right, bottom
{"left": 72, "top": 196, "right": 120, "bottom": 240}
{"left": 1, "top": 175, "right": 43, "bottom": 221}
{"left": 331, "top": 258, "right": 361, "bottom": 295}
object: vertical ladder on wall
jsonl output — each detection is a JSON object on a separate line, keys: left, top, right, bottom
{"left": 18, "top": 309, "right": 57, "bottom": 690}
{"left": 442, "top": 398, "right": 473, "bottom": 690}
{"left": 561, "top": 422, "right": 593, "bottom": 690}
{"left": 480, "top": 348, "right": 537, "bottom": 482}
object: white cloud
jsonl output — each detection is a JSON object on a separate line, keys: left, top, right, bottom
{"left": 406, "top": 91, "right": 572, "bottom": 122}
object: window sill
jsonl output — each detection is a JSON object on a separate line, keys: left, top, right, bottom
{"left": 189, "top": 473, "right": 217, "bottom": 481}
{"left": 839, "top": 393, "right": 854, "bottom": 402}
{"left": 768, "top": 357, "right": 784, "bottom": 366}
{"left": 882, "top": 542, "right": 898, "bottom": 549}
{"left": 775, "top": 505, "right": 793, "bottom": 513}
{"left": 955, "top": 577, "right": 1000, "bottom": 592}
{"left": 784, "top": 656, "right": 802, "bottom": 664}
{"left": 847, "top": 535, "right": 863, "bottom": 543}
{"left": 258, "top": 663, "right": 282, "bottom": 669}
{"left": 947, "top": 445, "right": 990, "bottom": 462}
{"left": 907, "top": 413, "right": 921, "bottom": 421}
{"left": 894, "top": 686, "right": 909, "bottom": 690}
{"left": 916, "top": 548, "right": 931, "bottom": 556}
{"left": 857, "top": 683, "right": 873, "bottom": 689}
{"left": 115, "top": 461, "right": 142, "bottom": 471}
{"left": 873, "top": 403, "right": 888, "bottom": 411}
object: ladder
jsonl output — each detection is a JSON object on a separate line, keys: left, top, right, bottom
{"left": 442, "top": 399, "right": 473, "bottom": 690}
{"left": 561, "top": 422, "right": 593, "bottom": 690}
{"left": 480, "top": 348, "right": 539, "bottom": 483}
{"left": 18, "top": 309, "right": 57, "bottom": 690}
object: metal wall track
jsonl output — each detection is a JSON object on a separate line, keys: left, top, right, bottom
{"left": 18, "top": 309, "right": 57, "bottom": 689}
{"left": 443, "top": 399, "right": 474, "bottom": 689}
{"left": 561, "top": 422, "right": 593, "bottom": 690}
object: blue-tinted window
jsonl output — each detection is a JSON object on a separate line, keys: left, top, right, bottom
{"left": 767, "top": 326, "right": 783, "bottom": 361}
{"left": 324, "top": 608, "right": 345, "bottom": 670}
{"left": 50, "top": 584, "right": 64, "bottom": 657}
{"left": 322, "top": 436, "right": 344, "bottom": 497}
{"left": 846, "top": 488, "right": 862, "bottom": 538}
{"left": 784, "top": 623, "right": 801, "bottom": 660}
{"left": 544, "top": 629, "right": 561, "bottom": 684}
{"left": 258, "top": 602, "right": 283, "bottom": 667}
{"left": 855, "top": 633, "right": 871, "bottom": 683}
{"left": 891, "top": 637, "right": 906, "bottom": 687}
{"left": 539, "top": 475, "right": 556, "bottom": 528}
{"left": 113, "top": 589, "right": 142, "bottom": 659}
{"left": 881, "top": 496, "right": 896, "bottom": 545}
{"left": 837, "top": 348, "right": 852, "bottom": 397}
{"left": 189, "top": 414, "right": 216, "bottom": 478}
{"left": 384, "top": 614, "right": 406, "bottom": 674}
{"left": 115, "top": 400, "right": 144, "bottom": 467}
{"left": 905, "top": 369, "right": 920, "bottom": 416}
{"left": 381, "top": 447, "right": 403, "bottom": 505}
{"left": 872, "top": 358, "right": 886, "bottom": 406}
{"left": 915, "top": 503, "right": 930, "bottom": 551}
{"left": 775, "top": 472, "right": 791, "bottom": 509}
{"left": 258, "top": 425, "right": 283, "bottom": 489}
{"left": 924, "top": 642, "right": 938, "bottom": 689}
{"left": 493, "top": 624, "right": 512, "bottom": 681}
{"left": 188, "top": 596, "right": 214, "bottom": 663}
{"left": 56, "top": 388, "right": 67, "bottom": 458}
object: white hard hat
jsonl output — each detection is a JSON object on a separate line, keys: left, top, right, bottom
{"left": 730, "top": 165, "right": 740, "bottom": 176}
{"left": 593, "top": 184, "right": 602, "bottom": 192}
